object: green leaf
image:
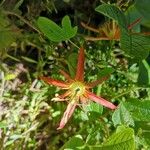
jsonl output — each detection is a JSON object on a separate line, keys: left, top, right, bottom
{"left": 97, "top": 67, "right": 115, "bottom": 78}
{"left": 5, "top": 135, "right": 23, "bottom": 147}
{"left": 112, "top": 102, "right": 134, "bottom": 127}
{"left": 0, "top": 12, "right": 10, "bottom": 27}
{"left": 60, "top": 135, "right": 84, "bottom": 150}
{"left": 95, "top": 4, "right": 127, "bottom": 29}
{"left": 10, "top": 134, "right": 23, "bottom": 140}
{"left": 134, "top": 121, "right": 150, "bottom": 147}
{"left": 120, "top": 33, "right": 150, "bottom": 60}
{"left": 125, "top": 5, "right": 142, "bottom": 32}
{"left": 21, "top": 56, "right": 37, "bottom": 64}
{"left": 0, "top": 13, "right": 18, "bottom": 49}
{"left": 138, "top": 59, "right": 150, "bottom": 86}
{"left": 0, "top": 29, "right": 16, "bottom": 49}
{"left": 61, "top": 15, "right": 78, "bottom": 39}
{"left": 135, "top": 121, "right": 150, "bottom": 131}
{"left": 82, "top": 102, "right": 103, "bottom": 121}
{"left": 86, "top": 101, "right": 103, "bottom": 114}
{"left": 126, "top": 99, "right": 150, "bottom": 121}
{"left": 5, "top": 140, "right": 16, "bottom": 147}
{"left": 4, "top": 73, "right": 17, "bottom": 80}
{"left": 37, "top": 15, "right": 77, "bottom": 42}
{"left": 135, "top": 0, "right": 150, "bottom": 20}
{"left": 0, "top": 122, "right": 7, "bottom": 128}
{"left": 92, "top": 126, "right": 135, "bottom": 150}
{"left": 37, "top": 17, "right": 64, "bottom": 42}
{"left": 13, "top": 0, "right": 24, "bottom": 12}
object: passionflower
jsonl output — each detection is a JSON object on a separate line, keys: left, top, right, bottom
{"left": 81, "top": 17, "right": 143, "bottom": 41}
{"left": 41, "top": 47, "right": 116, "bottom": 130}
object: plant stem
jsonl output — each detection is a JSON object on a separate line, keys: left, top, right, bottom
{"left": 68, "top": 40, "right": 80, "bottom": 49}
{"left": 7, "top": 54, "right": 20, "bottom": 62}
{"left": 4, "top": 11, "right": 41, "bottom": 34}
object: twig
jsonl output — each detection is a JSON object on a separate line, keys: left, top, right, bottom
{"left": 4, "top": 11, "right": 41, "bottom": 34}
{"left": 68, "top": 40, "right": 80, "bottom": 49}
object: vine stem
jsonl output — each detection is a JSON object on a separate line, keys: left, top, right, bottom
{"left": 68, "top": 40, "right": 80, "bottom": 49}
{"left": 4, "top": 11, "right": 41, "bottom": 34}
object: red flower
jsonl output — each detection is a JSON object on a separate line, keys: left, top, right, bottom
{"left": 40, "top": 47, "right": 116, "bottom": 130}
{"left": 81, "top": 17, "right": 143, "bottom": 41}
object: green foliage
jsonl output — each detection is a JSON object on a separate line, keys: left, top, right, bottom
{"left": 126, "top": 99, "right": 150, "bottom": 121}
{"left": 67, "top": 52, "right": 78, "bottom": 77}
{"left": 95, "top": 4, "right": 150, "bottom": 60}
{"left": 37, "top": 15, "right": 77, "bottom": 42}
{"left": 135, "top": 0, "right": 150, "bottom": 20}
{"left": 60, "top": 135, "right": 85, "bottom": 150}
{"left": 97, "top": 67, "right": 115, "bottom": 78}
{"left": 121, "top": 33, "right": 150, "bottom": 60}
{"left": 4, "top": 73, "right": 17, "bottom": 80}
{"left": 81, "top": 101, "right": 103, "bottom": 121}
{"left": 125, "top": 5, "right": 142, "bottom": 31}
{"left": 0, "top": 13, "right": 17, "bottom": 49}
{"left": 112, "top": 102, "right": 134, "bottom": 127}
{"left": 0, "top": 0, "right": 150, "bottom": 149}
{"left": 95, "top": 4, "right": 127, "bottom": 28}
{"left": 92, "top": 126, "right": 135, "bottom": 150}
{"left": 0, "top": 29, "right": 15, "bottom": 49}
{"left": 87, "top": 101, "right": 103, "bottom": 114}
{"left": 60, "top": 126, "right": 135, "bottom": 150}
{"left": 138, "top": 60, "right": 150, "bottom": 86}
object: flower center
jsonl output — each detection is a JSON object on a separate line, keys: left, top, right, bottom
{"left": 69, "top": 81, "right": 86, "bottom": 97}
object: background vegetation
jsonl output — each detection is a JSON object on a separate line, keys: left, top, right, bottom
{"left": 0, "top": 0, "right": 150, "bottom": 149}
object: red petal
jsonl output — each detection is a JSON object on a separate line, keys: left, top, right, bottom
{"left": 60, "top": 70, "right": 73, "bottom": 82}
{"left": 40, "top": 77, "right": 68, "bottom": 88}
{"left": 57, "top": 101, "right": 77, "bottom": 130}
{"left": 86, "top": 91, "right": 116, "bottom": 109}
{"left": 75, "top": 47, "right": 85, "bottom": 81}
{"left": 86, "top": 76, "right": 109, "bottom": 88}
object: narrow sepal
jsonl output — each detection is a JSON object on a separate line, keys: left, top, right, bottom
{"left": 57, "top": 101, "right": 77, "bottom": 130}
{"left": 59, "top": 70, "right": 72, "bottom": 81}
{"left": 75, "top": 47, "right": 85, "bottom": 81}
{"left": 86, "top": 91, "right": 116, "bottom": 109}
{"left": 40, "top": 77, "right": 68, "bottom": 88}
